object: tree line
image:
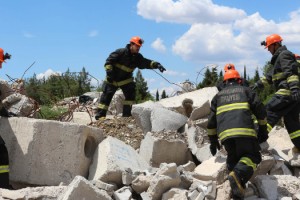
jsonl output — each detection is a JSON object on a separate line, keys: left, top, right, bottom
{"left": 24, "top": 62, "right": 274, "bottom": 106}
{"left": 24, "top": 68, "right": 168, "bottom": 105}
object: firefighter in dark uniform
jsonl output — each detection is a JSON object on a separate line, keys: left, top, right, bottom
{"left": 252, "top": 34, "right": 300, "bottom": 152}
{"left": 0, "top": 48, "right": 11, "bottom": 189}
{"left": 207, "top": 68, "right": 268, "bottom": 199}
{"left": 95, "top": 36, "right": 166, "bottom": 120}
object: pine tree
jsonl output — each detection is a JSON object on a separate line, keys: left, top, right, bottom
{"left": 135, "top": 69, "right": 153, "bottom": 103}
{"left": 161, "top": 90, "right": 167, "bottom": 99}
{"left": 156, "top": 90, "right": 159, "bottom": 101}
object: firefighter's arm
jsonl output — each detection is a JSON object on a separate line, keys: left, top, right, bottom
{"left": 207, "top": 97, "right": 220, "bottom": 155}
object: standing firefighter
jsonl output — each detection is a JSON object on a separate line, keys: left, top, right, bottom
{"left": 207, "top": 68, "right": 268, "bottom": 199}
{"left": 252, "top": 34, "right": 300, "bottom": 152}
{"left": 0, "top": 48, "right": 11, "bottom": 189}
{"left": 95, "top": 36, "right": 166, "bottom": 120}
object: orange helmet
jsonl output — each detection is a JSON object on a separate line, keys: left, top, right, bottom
{"left": 224, "top": 63, "right": 235, "bottom": 72}
{"left": 224, "top": 69, "right": 240, "bottom": 81}
{"left": 264, "top": 34, "right": 283, "bottom": 48}
{"left": 0, "top": 48, "right": 4, "bottom": 63}
{"left": 130, "top": 36, "right": 144, "bottom": 47}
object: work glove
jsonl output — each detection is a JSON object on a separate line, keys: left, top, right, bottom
{"left": 257, "top": 124, "right": 268, "bottom": 144}
{"left": 106, "top": 69, "right": 114, "bottom": 83}
{"left": 291, "top": 88, "right": 300, "bottom": 102}
{"left": 0, "top": 106, "right": 10, "bottom": 117}
{"left": 153, "top": 62, "right": 166, "bottom": 73}
{"left": 209, "top": 137, "right": 221, "bottom": 156}
{"left": 4, "top": 53, "right": 11, "bottom": 60}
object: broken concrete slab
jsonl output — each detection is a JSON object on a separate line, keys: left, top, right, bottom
{"left": 194, "top": 156, "right": 227, "bottom": 185}
{"left": 139, "top": 132, "right": 193, "bottom": 167}
{"left": 132, "top": 101, "right": 164, "bottom": 133}
{"left": 0, "top": 186, "right": 66, "bottom": 200}
{"left": 0, "top": 117, "right": 104, "bottom": 186}
{"left": 150, "top": 107, "right": 188, "bottom": 132}
{"left": 70, "top": 111, "right": 94, "bottom": 125}
{"left": 147, "top": 163, "right": 181, "bottom": 200}
{"left": 88, "top": 136, "right": 149, "bottom": 185}
{"left": 58, "top": 176, "right": 112, "bottom": 200}
{"left": 158, "top": 87, "right": 218, "bottom": 110}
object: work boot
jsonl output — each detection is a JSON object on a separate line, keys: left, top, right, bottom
{"left": 228, "top": 171, "right": 245, "bottom": 199}
{"left": 95, "top": 109, "right": 106, "bottom": 120}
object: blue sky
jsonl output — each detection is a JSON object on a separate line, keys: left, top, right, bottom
{"left": 2, "top": 0, "right": 300, "bottom": 96}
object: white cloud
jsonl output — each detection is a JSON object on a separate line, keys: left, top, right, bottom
{"left": 164, "top": 69, "right": 187, "bottom": 76}
{"left": 137, "top": 0, "right": 300, "bottom": 79}
{"left": 151, "top": 38, "right": 167, "bottom": 53}
{"left": 137, "top": 0, "right": 246, "bottom": 24}
{"left": 88, "top": 30, "right": 99, "bottom": 37}
{"left": 36, "top": 69, "right": 61, "bottom": 80}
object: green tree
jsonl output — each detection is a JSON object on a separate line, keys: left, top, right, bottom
{"left": 161, "top": 90, "right": 167, "bottom": 99}
{"left": 197, "top": 68, "right": 218, "bottom": 88}
{"left": 135, "top": 69, "right": 153, "bottom": 103}
{"left": 156, "top": 90, "right": 159, "bottom": 101}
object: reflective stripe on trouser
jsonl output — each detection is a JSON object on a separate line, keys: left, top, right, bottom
{"left": 223, "top": 138, "right": 261, "bottom": 185}
{"left": 98, "top": 82, "right": 119, "bottom": 118}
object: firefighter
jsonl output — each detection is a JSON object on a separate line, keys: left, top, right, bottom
{"left": 0, "top": 48, "right": 11, "bottom": 189}
{"left": 207, "top": 68, "right": 268, "bottom": 199}
{"left": 216, "top": 63, "right": 249, "bottom": 91}
{"left": 95, "top": 36, "right": 166, "bottom": 120}
{"left": 252, "top": 34, "right": 300, "bottom": 152}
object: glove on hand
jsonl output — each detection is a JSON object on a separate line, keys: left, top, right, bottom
{"left": 257, "top": 125, "right": 268, "bottom": 144}
{"left": 0, "top": 106, "right": 10, "bottom": 117}
{"left": 209, "top": 140, "right": 221, "bottom": 156}
{"left": 106, "top": 69, "right": 114, "bottom": 83}
{"left": 154, "top": 62, "right": 166, "bottom": 73}
{"left": 4, "top": 53, "right": 11, "bottom": 60}
{"left": 291, "top": 88, "right": 300, "bottom": 102}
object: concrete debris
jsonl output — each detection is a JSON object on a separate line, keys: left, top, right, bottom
{"left": 1, "top": 86, "right": 300, "bottom": 199}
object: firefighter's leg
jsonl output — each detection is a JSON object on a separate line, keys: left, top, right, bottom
{"left": 228, "top": 138, "right": 262, "bottom": 198}
{"left": 266, "top": 95, "right": 297, "bottom": 132}
{"left": 95, "top": 83, "right": 118, "bottom": 120}
{"left": 121, "top": 82, "right": 136, "bottom": 117}
{"left": 223, "top": 139, "right": 239, "bottom": 171}
{"left": 284, "top": 102, "right": 300, "bottom": 149}
{"left": 0, "top": 140, "right": 9, "bottom": 189}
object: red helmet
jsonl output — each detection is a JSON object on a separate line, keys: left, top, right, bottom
{"left": 224, "top": 69, "right": 240, "bottom": 81}
{"left": 224, "top": 63, "right": 235, "bottom": 72}
{"left": 130, "top": 36, "right": 144, "bottom": 47}
{"left": 265, "top": 34, "right": 283, "bottom": 48}
{"left": 0, "top": 48, "right": 4, "bottom": 63}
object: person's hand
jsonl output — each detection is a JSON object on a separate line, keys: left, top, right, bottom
{"left": 291, "top": 88, "right": 300, "bottom": 101}
{"left": 0, "top": 106, "right": 10, "bottom": 117}
{"left": 153, "top": 62, "right": 166, "bottom": 73}
{"left": 157, "top": 64, "right": 166, "bottom": 73}
{"left": 210, "top": 140, "right": 221, "bottom": 156}
{"left": 258, "top": 125, "right": 268, "bottom": 144}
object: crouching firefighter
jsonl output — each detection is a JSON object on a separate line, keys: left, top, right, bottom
{"left": 0, "top": 48, "right": 11, "bottom": 189}
{"left": 207, "top": 68, "right": 268, "bottom": 199}
{"left": 95, "top": 36, "right": 166, "bottom": 120}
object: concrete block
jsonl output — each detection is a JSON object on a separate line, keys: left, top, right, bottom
{"left": 194, "top": 156, "right": 227, "bottom": 185}
{"left": 113, "top": 186, "right": 132, "bottom": 200}
{"left": 131, "top": 174, "right": 152, "bottom": 194}
{"left": 139, "top": 132, "right": 192, "bottom": 167}
{"left": 0, "top": 117, "right": 104, "bottom": 186}
{"left": 151, "top": 107, "right": 188, "bottom": 132}
{"left": 88, "top": 136, "right": 149, "bottom": 185}
{"left": 58, "top": 176, "right": 112, "bottom": 200}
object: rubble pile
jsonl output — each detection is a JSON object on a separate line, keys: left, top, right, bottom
{"left": 1, "top": 85, "right": 300, "bottom": 199}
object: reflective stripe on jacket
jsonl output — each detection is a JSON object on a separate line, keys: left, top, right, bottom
{"left": 207, "top": 83, "right": 267, "bottom": 142}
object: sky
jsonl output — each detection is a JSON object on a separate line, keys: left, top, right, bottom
{"left": 2, "top": 0, "right": 300, "bottom": 96}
